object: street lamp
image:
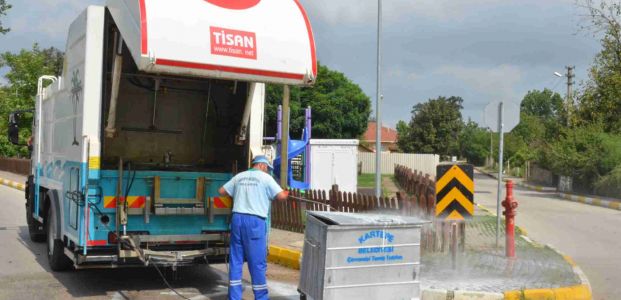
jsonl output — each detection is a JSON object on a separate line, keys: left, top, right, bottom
{"left": 374, "top": 0, "right": 383, "bottom": 199}
{"left": 553, "top": 68, "right": 574, "bottom": 126}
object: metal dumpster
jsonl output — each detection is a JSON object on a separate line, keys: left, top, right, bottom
{"left": 298, "top": 211, "right": 428, "bottom": 300}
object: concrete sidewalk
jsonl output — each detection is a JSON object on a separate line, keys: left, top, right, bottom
{"left": 266, "top": 175, "right": 591, "bottom": 299}
{"left": 421, "top": 211, "right": 583, "bottom": 294}
{"left": 268, "top": 206, "right": 588, "bottom": 298}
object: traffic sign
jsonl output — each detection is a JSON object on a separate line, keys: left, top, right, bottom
{"left": 484, "top": 100, "right": 520, "bottom": 246}
{"left": 435, "top": 164, "right": 474, "bottom": 220}
{"left": 484, "top": 101, "right": 521, "bottom": 133}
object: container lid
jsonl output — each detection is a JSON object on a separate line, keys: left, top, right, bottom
{"left": 107, "top": 0, "right": 316, "bottom": 86}
{"left": 308, "top": 211, "right": 429, "bottom": 226}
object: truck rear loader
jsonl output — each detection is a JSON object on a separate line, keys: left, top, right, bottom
{"left": 8, "top": 0, "right": 316, "bottom": 271}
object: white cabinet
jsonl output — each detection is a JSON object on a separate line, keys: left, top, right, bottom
{"left": 309, "top": 139, "right": 358, "bottom": 193}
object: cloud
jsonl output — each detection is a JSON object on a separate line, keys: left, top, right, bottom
{"left": 387, "top": 67, "right": 419, "bottom": 82}
{"left": 7, "top": 0, "right": 104, "bottom": 41}
{"left": 301, "top": 0, "right": 574, "bottom": 25}
{"left": 435, "top": 64, "right": 523, "bottom": 103}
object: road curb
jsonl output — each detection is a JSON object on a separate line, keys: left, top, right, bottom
{"left": 0, "top": 177, "right": 25, "bottom": 191}
{"left": 518, "top": 181, "right": 621, "bottom": 212}
{"left": 267, "top": 245, "right": 301, "bottom": 270}
{"left": 518, "top": 181, "right": 557, "bottom": 192}
{"left": 557, "top": 192, "right": 621, "bottom": 211}
{"left": 475, "top": 167, "right": 621, "bottom": 212}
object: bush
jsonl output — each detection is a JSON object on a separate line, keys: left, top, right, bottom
{"left": 546, "top": 124, "right": 621, "bottom": 191}
{"left": 594, "top": 165, "right": 621, "bottom": 198}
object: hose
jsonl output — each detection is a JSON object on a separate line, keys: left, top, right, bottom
{"left": 85, "top": 164, "right": 191, "bottom": 300}
{"left": 87, "top": 201, "right": 191, "bottom": 300}
{"left": 286, "top": 194, "right": 338, "bottom": 212}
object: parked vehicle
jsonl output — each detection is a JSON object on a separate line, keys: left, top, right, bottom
{"left": 8, "top": 0, "right": 316, "bottom": 270}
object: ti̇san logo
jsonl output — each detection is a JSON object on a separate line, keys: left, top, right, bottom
{"left": 210, "top": 27, "right": 257, "bottom": 60}
{"left": 346, "top": 230, "right": 404, "bottom": 264}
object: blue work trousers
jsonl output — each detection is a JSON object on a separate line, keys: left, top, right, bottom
{"left": 229, "top": 213, "right": 268, "bottom": 300}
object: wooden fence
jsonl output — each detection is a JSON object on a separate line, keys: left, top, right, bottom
{"left": 271, "top": 165, "right": 441, "bottom": 251}
{"left": 271, "top": 164, "right": 466, "bottom": 253}
{"left": 0, "top": 157, "right": 30, "bottom": 176}
{"left": 271, "top": 186, "right": 402, "bottom": 233}
{"left": 359, "top": 152, "right": 439, "bottom": 176}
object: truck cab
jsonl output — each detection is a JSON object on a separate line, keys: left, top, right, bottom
{"left": 11, "top": 0, "right": 316, "bottom": 270}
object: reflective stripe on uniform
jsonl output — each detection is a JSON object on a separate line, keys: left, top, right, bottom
{"left": 230, "top": 280, "right": 242, "bottom": 286}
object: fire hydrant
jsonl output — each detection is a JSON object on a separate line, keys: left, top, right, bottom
{"left": 501, "top": 180, "right": 518, "bottom": 258}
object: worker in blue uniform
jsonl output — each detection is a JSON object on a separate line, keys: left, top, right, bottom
{"left": 219, "top": 155, "right": 289, "bottom": 300}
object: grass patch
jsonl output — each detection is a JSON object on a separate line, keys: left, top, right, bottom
{"left": 358, "top": 174, "right": 397, "bottom": 197}
{"left": 358, "top": 174, "right": 375, "bottom": 188}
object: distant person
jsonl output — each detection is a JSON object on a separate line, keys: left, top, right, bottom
{"left": 27, "top": 136, "right": 33, "bottom": 158}
{"left": 218, "top": 155, "right": 289, "bottom": 300}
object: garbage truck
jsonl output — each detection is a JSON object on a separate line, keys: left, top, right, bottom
{"left": 8, "top": 0, "right": 316, "bottom": 271}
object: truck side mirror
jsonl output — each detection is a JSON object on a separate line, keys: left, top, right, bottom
{"left": 8, "top": 113, "right": 20, "bottom": 145}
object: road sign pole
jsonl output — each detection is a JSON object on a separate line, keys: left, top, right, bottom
{"left": 496, "top": 102, "right": 504, "bottom": 248}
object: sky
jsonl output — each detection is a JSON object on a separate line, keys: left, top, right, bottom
{"left": 0, "top": 0, "right": 601, "bottom": 128}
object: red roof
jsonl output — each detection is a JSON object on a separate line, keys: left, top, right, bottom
{"left": 363, "top": 122, "right": 398, "bottom": 143}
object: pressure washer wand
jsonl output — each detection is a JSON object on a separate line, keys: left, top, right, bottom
{"left": 286, "top": 194, "right": 337, "bottom": 212}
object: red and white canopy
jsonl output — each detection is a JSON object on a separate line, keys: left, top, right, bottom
{"left": 107, "top": 0, "right": 317, "bottom": 86}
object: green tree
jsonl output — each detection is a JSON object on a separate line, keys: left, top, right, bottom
{"left": 265, "top": 63, "right": 371, "bottom": 139}
{"left": 545, "top": 124, "right": 621, "bottom": 192}
{"left": 1, "top": 44, "right": 64, "bottom": 102}
{"left": 395, "top": 120, "right": 409, "bottom": 151}
{"left": 0, "top": 0, "right": 11, "bottom": 34}
{"left": 458, "top": 120, "right": 490, "bottom": 165}
{"left": 0, "top": 44, "right": 65, "bottom": 156}
{"left": 397, "top": 96, "right": 463, "bottom": 155}
{"left": 576, "top": 0, "right": 621, "bottom": 132}
{"left": 505, "top": 89, "right": 564, "bottom": 167}
{"left": 520, "top": 88, "right": 564, "bottom": 120}
{"left": 594, "top": 164, "right": 621, "bottom": 197}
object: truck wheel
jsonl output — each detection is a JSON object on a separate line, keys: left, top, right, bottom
{"left": 46, "top": 207, "right": 72, "bottom": 271}
{"left": 26, "top": 178, "right": 45, "bottom": 243}
{"left": 27, "top": 216, "right": 46, "bottom": 243}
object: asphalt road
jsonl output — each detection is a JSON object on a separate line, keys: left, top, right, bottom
{"left": 474, "top": 171, "right": 621, "bottom": 300}
{"left": 0, "top": 184, "right": 300, "bottom": 300}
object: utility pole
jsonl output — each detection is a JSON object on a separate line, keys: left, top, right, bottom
{"left": 489, "top": 130, "right": 493, "bottom": 167}
{"left": 565, "top": 66, "right": 575, "bottom": 126}
{"left": 374, "top": 0, "right": 383, "bottom": 199}
{"left": 280, "top": 85, "right": 290, "bottom": 188}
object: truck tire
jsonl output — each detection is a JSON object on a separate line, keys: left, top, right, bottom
{"left": 26, "top": 176, "right": 45, "bottom": 243}
{"left": 27, "top": 216, "right": 46, "bottom": 243}
{"left": 46, "top": 206, "right": 72, "bottom": 271}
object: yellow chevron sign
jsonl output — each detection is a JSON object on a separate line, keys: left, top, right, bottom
{"left": 435, "top": 164, "right": 474, "bottom": 220}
